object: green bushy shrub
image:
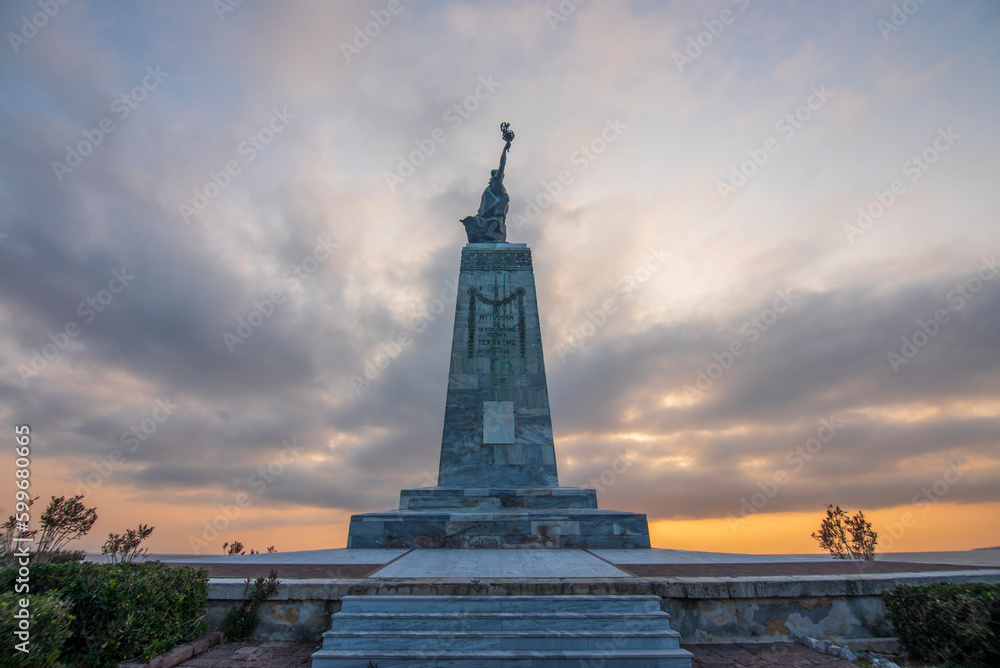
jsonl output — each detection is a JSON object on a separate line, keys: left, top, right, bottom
{"left": 883, "top": 582, "right": 1000, "bottom": 668}
{"left": 0, "top": 561, "right": 208, "bottom": 667}
{"left": 0, "top": 590, "right": 74, "bottom": 667}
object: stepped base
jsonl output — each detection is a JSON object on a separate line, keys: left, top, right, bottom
{"left": 312, "top": 595, "right": 693, "bottom": 667}
{"left": 347, "top": 509, "right": 650, "bottom": 549}
{"left": 348, "top": 486, "right": 649, "bottom": 548}
{"left": 400, "top": 487, "right": 598, "bottom": 511}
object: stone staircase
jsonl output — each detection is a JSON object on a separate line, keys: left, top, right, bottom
{"left": 310, "top": 594, "right": 693, "bottom": 667}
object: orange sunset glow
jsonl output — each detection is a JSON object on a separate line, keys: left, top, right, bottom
{"left": 2, "top": 1, "right": 999, "bottom": 559}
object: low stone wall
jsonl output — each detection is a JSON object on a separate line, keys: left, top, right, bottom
{"left": 204, "top": 570, "right": 1000, "bottom": 643}
{"left": 654, "top": 570, "right": 1000, "bottom": 643}
{"left": 206, "top": 579, "right": 346, "bottom": 642}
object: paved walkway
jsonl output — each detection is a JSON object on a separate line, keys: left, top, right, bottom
{"left": 688, "top": 643, "right": 857, "bottom": 667}
{"left": 162, "top": 546, "right": 1000, "bottom": 580}
{"left": 177, "top": 640, "right": 316, "bottom": 667}
{"left": 162, "top": 549, "right": 996, "bottom": 580}
{"left": 177, "top": 640, "right": 858, "bottom": 667}
{"left": 371, "top": 547, "right": 628, "bottom": 578}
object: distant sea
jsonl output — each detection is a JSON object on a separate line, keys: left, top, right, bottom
{"left": 872, "top": 550, "right": 1000, "bottom": 567}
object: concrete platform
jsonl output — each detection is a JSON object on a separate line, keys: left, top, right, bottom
{"left": 160, "top": 547, "right": 1000, "bottom": 649}
{"left": 589, "top": 548, "right": 835, "bottom": 564}
{"left": 165, "top": 548, "right": 410, "bottom": 565}
{"left": 162, "top": 546, "right": 1000, "bottom": 579}
{"left": 161, "top": 547, "right": 840, "bottom": 567}
{"left": 370, "top": 547, "right": 629, "bottom": 578}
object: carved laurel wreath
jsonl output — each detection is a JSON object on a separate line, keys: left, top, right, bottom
{"left": 468, "top": 286, "right": 525, "bottom": 306}
{"left": 467, "top": 287, "right": 527, "bottom": 359}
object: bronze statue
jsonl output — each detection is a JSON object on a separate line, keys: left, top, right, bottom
{"left": 461, "top": 122, "right": 515, "bottom": 243}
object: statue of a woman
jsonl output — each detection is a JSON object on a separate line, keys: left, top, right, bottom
{"left": 461, "top": 123, "right": 514, "bottom": 243}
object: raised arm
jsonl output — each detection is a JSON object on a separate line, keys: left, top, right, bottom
{"left": 496, "top": 141, "right": 510, "bottom": 180}
{"left": 496, "top": 122, "right": 515, "bottom": 180}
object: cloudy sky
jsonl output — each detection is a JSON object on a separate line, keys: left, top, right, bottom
{"left": 1, "top": 0, "right": 998, "bottom": 556}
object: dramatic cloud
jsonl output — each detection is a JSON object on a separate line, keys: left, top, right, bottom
{"left": 1, "top": 0, "right": 998, "bottom": 555}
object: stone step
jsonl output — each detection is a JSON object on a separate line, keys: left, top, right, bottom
{"left": 328, "top": 611, "right": 673, "bottom": 632}
{"left": 340, "top": 594, "right": 663, "bottom": 614}
{"left": 320, "top": 629, "right": 681, "bottom": 651}
{"left": 399, "top": 487, "right": 599, "bottom": 511}
{"left": 310, "top": 648, "right": 695, "bottom": 668}
{"left": 313, "top": 594, "right": 692, "bottom": 667}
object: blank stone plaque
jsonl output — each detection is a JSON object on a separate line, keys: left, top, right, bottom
{"left": 483, "top": 401, "right": 515, "bottom": 444}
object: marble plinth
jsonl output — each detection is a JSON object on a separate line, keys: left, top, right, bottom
{"left": 346, "top": 507, "right": 650, "bottom": 549}
{"left": 437, "top": 244, "right": 557, "bottom": 487}
{"left": 399, "top": 486, "right": 598, "bottom": 511}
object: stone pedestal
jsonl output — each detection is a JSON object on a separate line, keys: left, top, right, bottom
{"left": 438, "top": 243, "right": 557, "bottom": 487}
{"left": 347, "top": 243, "right": 650, "bottom": 548}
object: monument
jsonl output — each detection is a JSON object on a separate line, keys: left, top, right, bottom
{"left": 314, "top": 124, "right": 692, "bottom": 668}
{"left": 347, "top": 124, "right": 651, "bottom": 549}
